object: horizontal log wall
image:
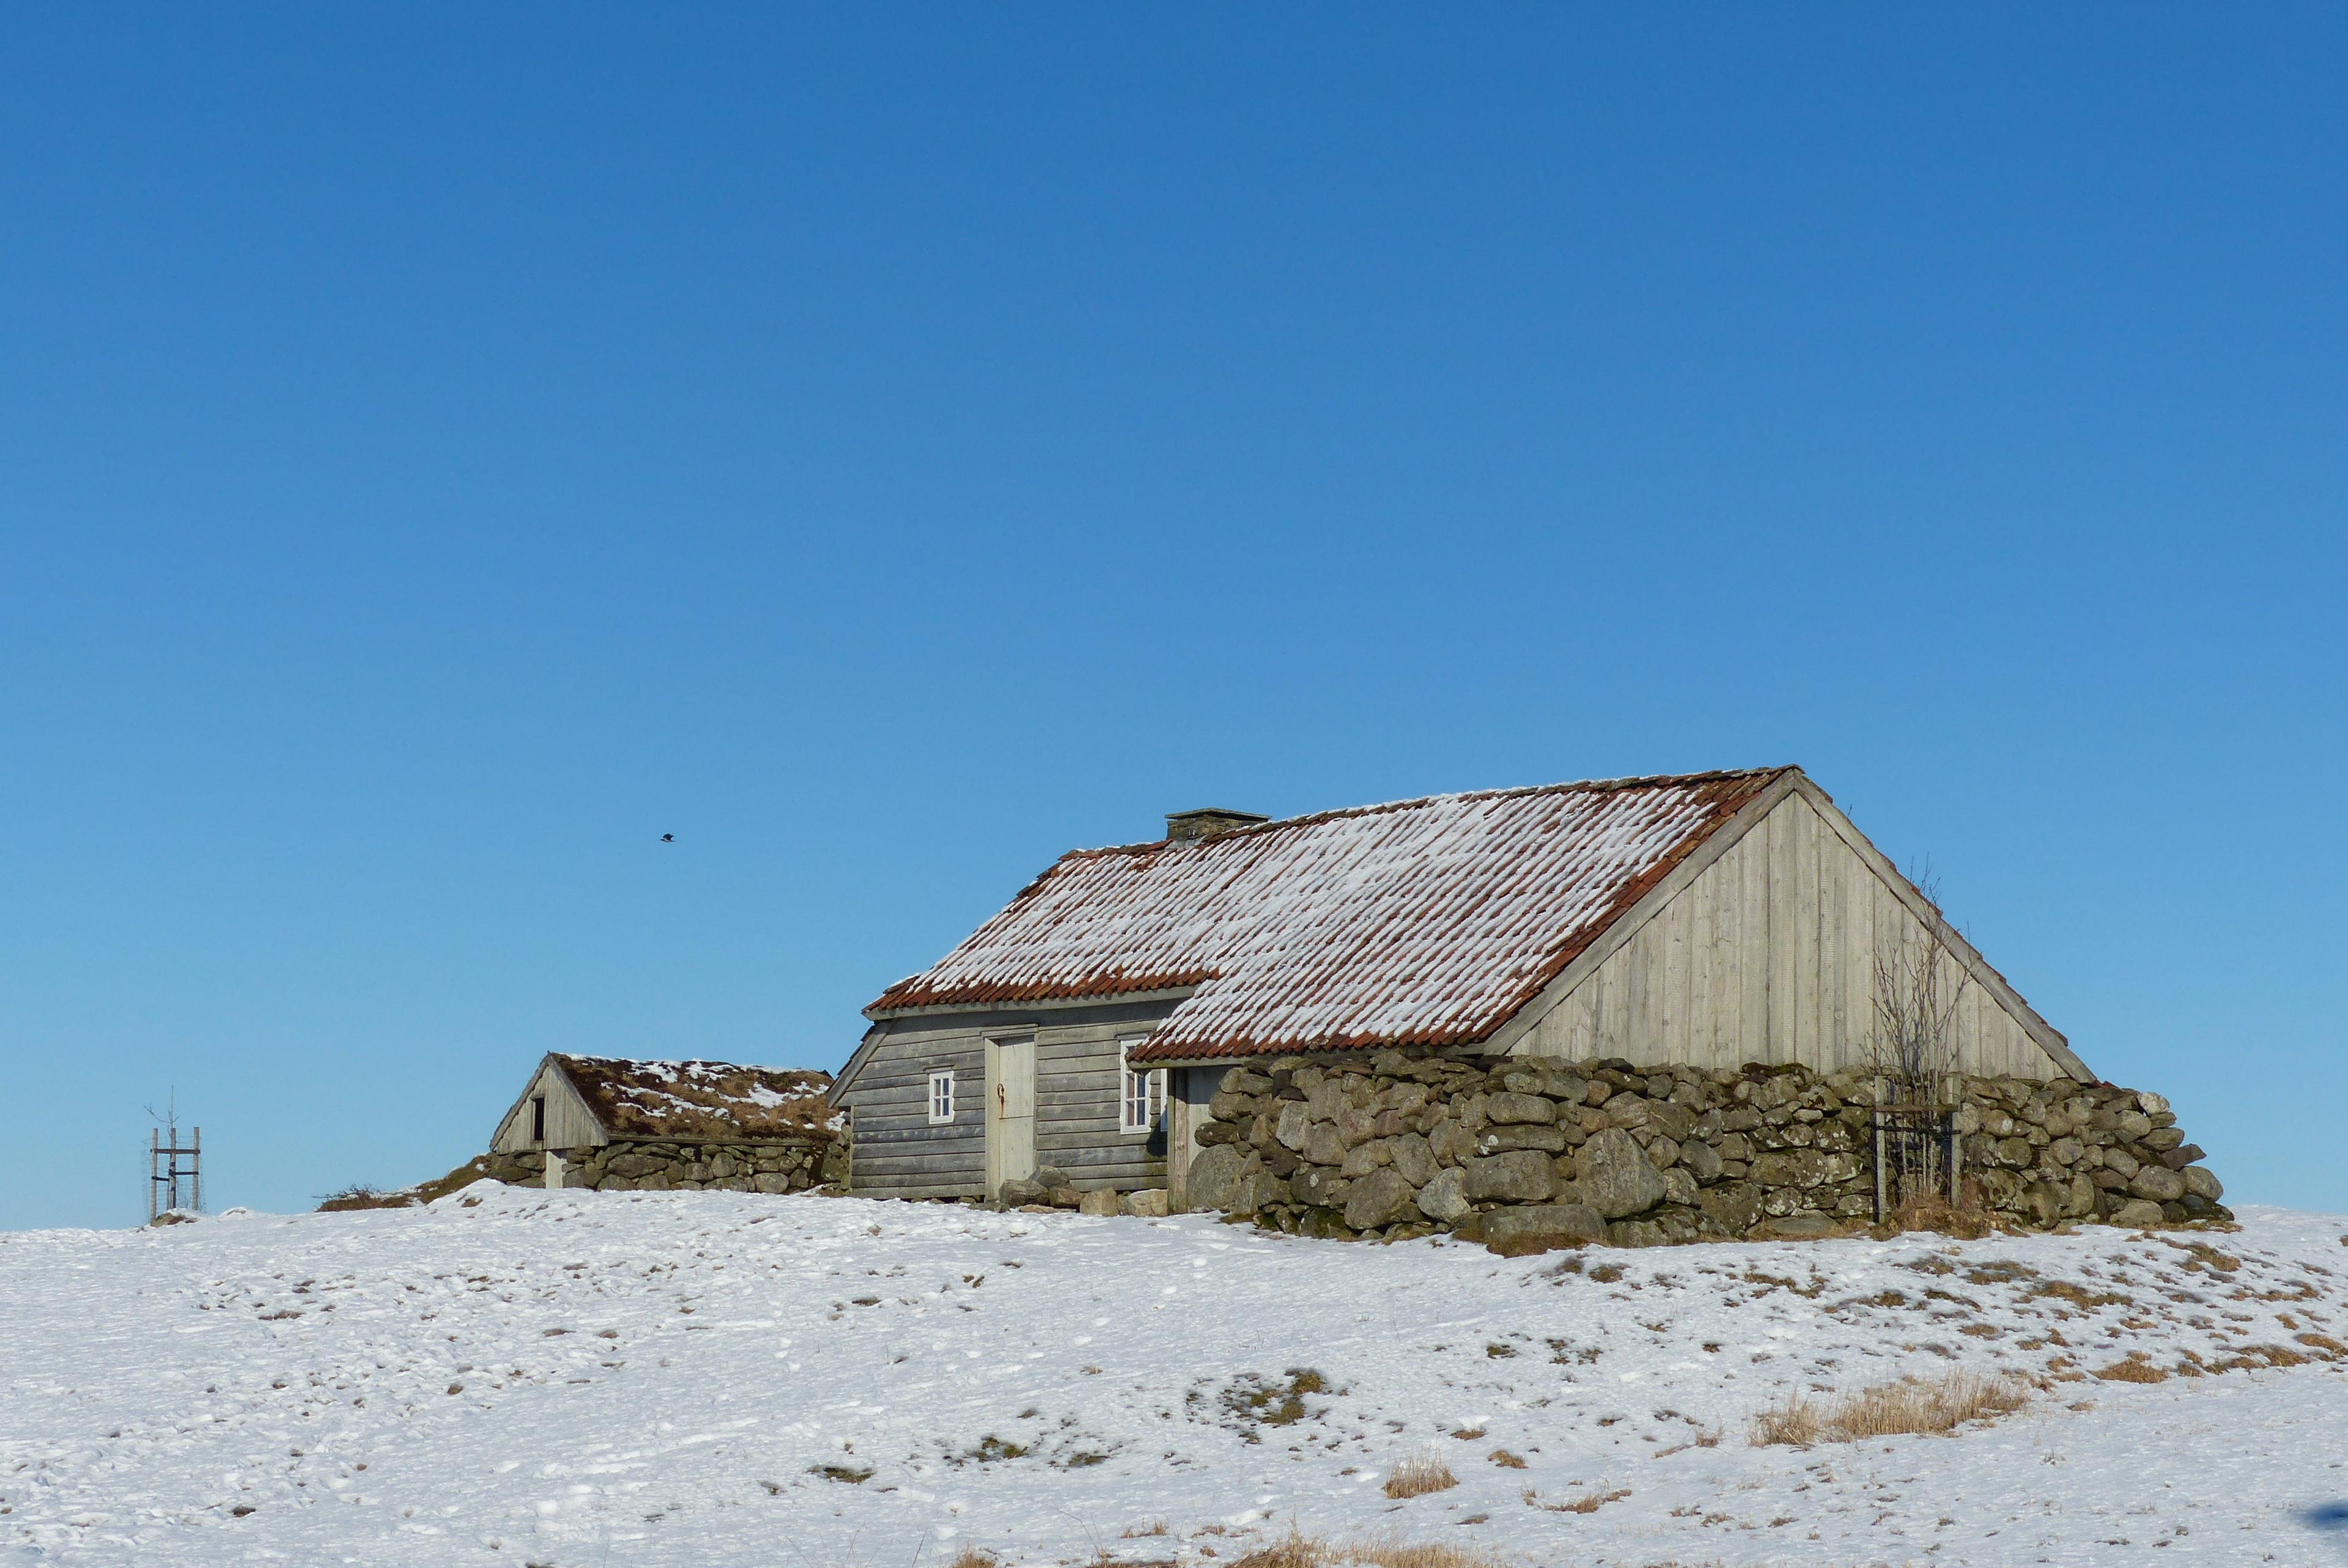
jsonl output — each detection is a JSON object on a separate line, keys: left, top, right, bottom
{"left": 838, "top": 999, "right": 1180, "bottom": 1199}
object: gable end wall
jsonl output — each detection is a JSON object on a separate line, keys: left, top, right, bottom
{"left": 1515, "top": 792, "right": 2067, "bottom": 1080}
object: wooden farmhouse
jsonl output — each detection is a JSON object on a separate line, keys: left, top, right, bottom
{"left": 831, "top": 767, "right": 2097, "bottom": 1210}
{"left": 487, "top": 1054, "right": 844, "bottom": 1193}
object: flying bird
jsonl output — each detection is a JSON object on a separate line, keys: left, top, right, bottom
{"left": 661, "top": 833, "right": 674, "bottom": 843}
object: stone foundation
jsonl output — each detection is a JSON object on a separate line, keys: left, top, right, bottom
{"left": 481, "top": 1138, "right": 844, "bottom": 1194}
{"left": 1182, "top": 1050, "right": 2228, "bottom": 1250}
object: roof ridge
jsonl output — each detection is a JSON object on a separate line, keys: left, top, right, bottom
{"left": 1055, "top": 766, "right": 1796, "bottom": 861}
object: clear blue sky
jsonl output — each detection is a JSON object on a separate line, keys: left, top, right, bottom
{"left": 4, "top": 7, "right": 2342, "bottom": 1230}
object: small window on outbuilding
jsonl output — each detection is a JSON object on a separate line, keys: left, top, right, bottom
{"left": 1119, "top": 1038, "right": 1164, "bottom": 1135}
{"left": 928, "top": 1069, "right": 956, "bottom": 1125}
{"left": 531, "top": 1095, "right": 547, "bottom": 1143}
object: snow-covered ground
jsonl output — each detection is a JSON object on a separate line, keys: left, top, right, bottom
{"left": 5, "top": 1189, "right": 2346, "bottom": 1567}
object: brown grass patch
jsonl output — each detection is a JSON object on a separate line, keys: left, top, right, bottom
{"left": 1888, "top": 1192, "right": 1997, "bottom": 1239}
{"left": 1381, "top": 1452, "right": 1460, "bottom": 1500}
{"left": 1487, "top": 1448, "right": 1527, "bottom": 1468}
{"left": 1749, "top": 1371, "right": 2028, "bottom": 1446}
{"left": 2092, "top": 1356, "right": 2168, "bottom": 1384}
{"left": 947, "top": 1549, "right": 999, "bottom": 1568}
{"left": 1229, "top": 1528, "right": 1501, "bottom": 1568}
{"left": 2294, "top": 1333, "right": 2347, "bottom": 1358}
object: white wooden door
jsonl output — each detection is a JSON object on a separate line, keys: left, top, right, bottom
{"left": 984, "top": 1035, "right": 1037, "bottom": 1196}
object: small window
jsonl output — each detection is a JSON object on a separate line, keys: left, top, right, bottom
{"left": 531, "top": 1095, "right": 546, "bottom": 1143}
{"left": 1119, "top": 1039, "right": 1165, "bottom": 1134}
{"left": 928, "top": 1069, "right": 956, "bottom": 1125}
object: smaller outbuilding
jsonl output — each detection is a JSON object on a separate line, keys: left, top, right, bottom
{"left": 485, "top": 1054, "right": 846, "bottom": 1194}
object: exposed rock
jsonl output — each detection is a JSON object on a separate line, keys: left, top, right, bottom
{"left": 1290, "top": 1166, "right": 1350, "bottom": 1209}
{"left": 1463, "top": 1150, "right": 1555, "bottom": 1204}
{"left": 1077, "top": 1189, "right": 1120, "bottom": 1217}
{"left": 2108, "top": 1199, "right": 2167, "bottom": 1228}
{"left": 1121, "top": 1188, "right": 1169, "bottom": 1218}
{"left": 1483, "top": 1092, "right": 1556, "bottom": 1126}
{"left": 1475, "top": 1124, "right": 1566, "bottom": 1155}
{"left": 1389, "top": 1132, "right": 1437, "bottom": 1188}
{"left": 1184, "top": 1144, "right": 1246, "bottom": 1212}
{"left": 2182, "top": 1166, "right": 2224, "bottom": 1203}
{"left": 1343, "top": 1169, "right": 1422, "bottom": 1232}
{"left": 1482, "top": 1203, "right": 1608, "bottom": 1256}
{"left": 1679, "top": 1139, "right": 1722, "bottom": 1184}
{"left": 2129, "top": 1165, "right": 2187, "bottom": 1203}
{"left": 1417, "top": 1166, "right": 1472, "bottom": 1223}
{"left": 1698, "top": 1180, "right": 1763, "bottom": 1234}
{"left": 1573, "top": 1127, "right": 1669, "bottom": 1220}
{"left": 1753, "top": 1212, "right": 1837, "bottom": 1240}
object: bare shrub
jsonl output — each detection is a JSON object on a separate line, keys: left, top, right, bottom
{"left": 1381, "top": 1452, "right": 1460, "bottom": 1499}
{"left": 1751, "top": 1371, "right": 2028, "bottom": 1446}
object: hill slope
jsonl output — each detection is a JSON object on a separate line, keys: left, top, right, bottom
{"left": 4, "top": 1190, "right": 2345, "bottom": 1566}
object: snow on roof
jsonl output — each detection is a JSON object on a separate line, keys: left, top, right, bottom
{"left": 868, "top": 768, "right": 1792, "bottom": 1060}
{"left": 552, "top": 1055, "right": 841, "bottom": 1142}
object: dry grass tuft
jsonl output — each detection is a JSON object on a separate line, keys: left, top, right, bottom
{"left": 1381, "top": 1452, "right": 1460, "bottom": 1500}
{"left": 1750, "top": 1371, "right": 2028, "bottom": 1446}
{"left": 947, "top": 1548, "right": 999, "bottom": 1568}
{"left": 1229, "top": 1528, "right": 1500, "bottom": 1568}
{"left": 1487, "top": 1448, "right": 1527, "bottom": 1469}
{"left": 1748, "top": 1391, "right": 1821, "bottom": 1447}
{"left": 2093, "top": 1355, "right": 2169, "bottom": 1384}
{"left": 1884, "top": 1192, "right": 1998, "bottom": 1240}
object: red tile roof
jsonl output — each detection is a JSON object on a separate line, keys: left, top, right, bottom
{"left": 867, "top": 768, "right": 1792, "bottom": 1061}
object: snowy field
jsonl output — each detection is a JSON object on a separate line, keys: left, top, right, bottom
{"left": 4, "top": 1188, "right": 2346, "bottom": 1567}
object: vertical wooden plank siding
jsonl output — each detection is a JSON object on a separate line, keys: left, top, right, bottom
{"left": 1521, "top": 795, "right": 2067, "bottom": 1080}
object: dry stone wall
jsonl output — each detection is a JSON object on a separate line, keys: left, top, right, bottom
{"left": 1182, "top": 1050, "right": 2228, "bottom": 1251}
{"left": 481, "top": 1138, "right": 844, "bottom": 1194}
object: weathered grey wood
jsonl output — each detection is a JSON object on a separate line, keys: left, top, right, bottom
{"left": 1788, "top": 776, "right": 2089, "bottom": 1081}
{"left": 490, "top": 1058, "right": 607, "bottom": 1153}
{"left": 1510, "top": 789, "right": 2080, "bottom": 1081}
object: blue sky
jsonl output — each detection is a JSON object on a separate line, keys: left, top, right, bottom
{"left": 3, "top": 7, "right": 2342, "bottom": 1229}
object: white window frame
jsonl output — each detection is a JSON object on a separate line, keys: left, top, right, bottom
{"left": 1118, "top": 1038, "right": 1165, "bottom": 1135}
{"left": 927, "top": 1069, "right": 956, "bottom": 1126}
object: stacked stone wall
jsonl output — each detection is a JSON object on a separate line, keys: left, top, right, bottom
{"left": 481, "top": 1138, "right": 844, "bottom": 1194}
{"left": 1183, "top": 1050, "right": 2228, "bottom": 1251}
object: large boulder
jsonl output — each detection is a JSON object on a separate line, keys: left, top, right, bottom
{"left": 1463, "top": 1150, "right": 1556, "bottom": 1204}
{"left": 1389, "top": 1132, "right": 1437, "bottom": 1188}
{"left": 1343, "top": 1169, "right": 1422, "bottom": 1232}
{"left": 2130, "top": 1165, "right": 2187, "bottom": 1203}
{"left": 2108, "top": 1198, "right": 2166, "bottom": 1228}
{"left": 2182, "top": 1166, "right": 2224, "bottom": 1203}
{"left": 1752, "top": 1212, "right": 1837, "bottom": 1240}
{"left": 1481, "top": 1204, "right": 1609, "bottom": 1257}
{"left": 1698, "top": 1179, "right": 1763, "bottom": 1234}
{"left": 1184, "top": 1144, "right": 1246, "bottom": 1212}
{"left": 998, "top": 1176, "right": 1047, "bottom": 1205}
{"left": 1416, "top": 1166, "right": 1471, "bottom": 1223}
{"left": 1483, "top": 1092, "right": 1556, "bottom": 1126}
{"left": 1577, "top": 1128, "right": 1668, "bottom": 1219}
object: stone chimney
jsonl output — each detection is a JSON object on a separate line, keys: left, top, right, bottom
{"left": 1165, "top": 807, "right": 1270, "bottom": 844}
